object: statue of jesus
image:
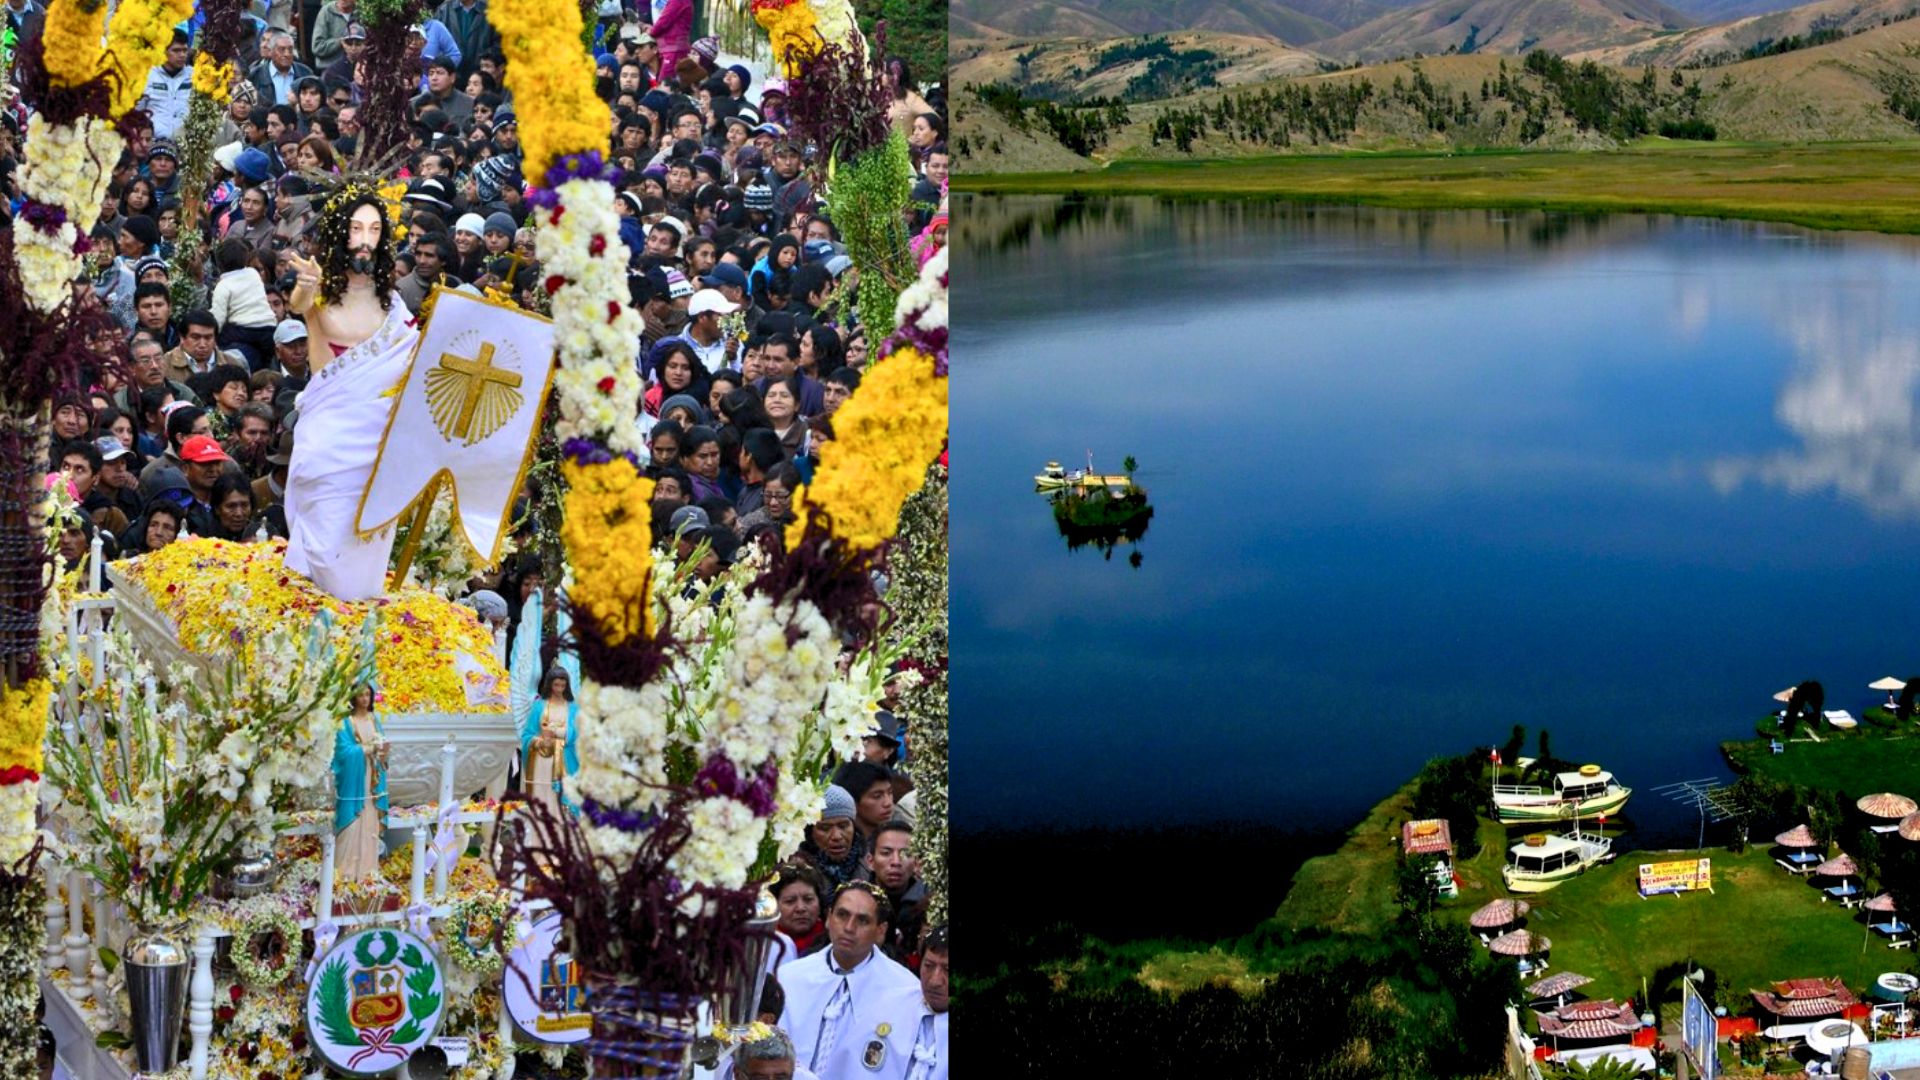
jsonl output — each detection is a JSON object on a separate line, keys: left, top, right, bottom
{"left": 281, "top": 188, "right": 420, "bottom": 601}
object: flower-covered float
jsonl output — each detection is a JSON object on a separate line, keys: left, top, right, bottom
{"left": 108, "top": 538, "right": 518, "bottom": 807}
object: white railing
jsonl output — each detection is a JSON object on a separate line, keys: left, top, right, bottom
{"left": 42, "top": 542, "right": 526, "bottom": 1079}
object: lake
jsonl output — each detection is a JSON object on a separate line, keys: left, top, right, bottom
{"left": 952, "top": 195, "right": 1920, "bottom": 845}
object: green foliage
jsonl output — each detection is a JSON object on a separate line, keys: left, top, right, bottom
{"left": 969, "top": 82, "right": 1128, "bottom": 155}
{"left": 825, "top": 131, "right": 915, "bottom": 335}
{"left": 315, "top": 958, "right": 360, "bottom": 1048}
{"left": 97, "top": 946, "right": 117, "bottom": 975}
{"left": 1396, "top": 852, "right": 1444, "bottom": 914}
{"left": 94, "top": 1031, "right": 131, "bottom": 1050}
{"left": 1408, "top": 752, "right": 1485, "bottom": 860}
{"left": 391, "top": 958, "right": 441, "bottom": 1045}
{"left": 850, "top": 0, "right": 944, "bottom": 100}
{"left": 1545, "top": 1055, "right": 1642, "bottom": 1080}
{"left": 1501, "top": 725, "right": 1527, "bottom": 770}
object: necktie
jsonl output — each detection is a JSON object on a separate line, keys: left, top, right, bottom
{"left": 907, "top": 1012, "right": 938, "bottom": 1080}
{"left": 811, "top": 976, "right": 851, "bottom": 1071}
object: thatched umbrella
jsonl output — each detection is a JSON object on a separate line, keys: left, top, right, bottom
{"left": 1776, "top": 824, "right": 1818, "bottom": 848}
{"left": 1871, "top": 676, "right": 1908, "bottom": 692}
{"left": 1865, "top": 893, "right": 1898, "bottom": 913}
{"left": 1489, "top": 930, "right": 1550, "bottom": 957}
{"left": 1815, "top": 853, "right": 1858, "bottom": 877}
{"left": 1858, "top": 793, "right": 1919, "bottom": 819}
{"left": 1470, "top": 899, "right": 1531, "bottom": 930}
{"left": 1773, "top": 687, "right": 1797, "bottom": 703}
{"left": 1900, "top": 813, "right": 1920, "bottom": 842}
{"left": 1527, "top": 971, "right": 1593, "bottom": 1000}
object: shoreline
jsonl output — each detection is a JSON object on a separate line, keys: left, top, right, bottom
{"left": 957, "top": 142, "right": 1920, "bottom": 236}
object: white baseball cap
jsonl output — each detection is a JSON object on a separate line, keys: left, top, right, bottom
{"left": 273, "top": 318, "right": 308, "bottom": 345}
{"left": 652, "top": 215, "right": 688, "bottom": 241}
{"left": 687, "top": 289, "right": 740, "bottom": 318}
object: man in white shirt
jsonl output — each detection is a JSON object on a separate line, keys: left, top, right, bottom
{"left": 778, "top": 882, "right": 920, "bottom": 1080}
{"left": 722, "top": 1024, "right": 819, "bottom": 1080}
{"left": 143, "top": 30, "right": 194, "bottom": 140}
{"left": 876, "top": 925, "right": 946, "bottom": 1080}
{"left": 672, "top": 289, "right": 738, "bottom": 374}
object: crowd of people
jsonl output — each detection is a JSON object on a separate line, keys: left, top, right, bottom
{"left": 2, "top": 0, "right": 947, "bottom": 1076}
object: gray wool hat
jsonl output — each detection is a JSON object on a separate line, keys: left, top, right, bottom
{"left": 820, "top": 784, "right": 856, "bottom": 822}
{"left": 483, "top": 211, "right": 518, "bottom": 237}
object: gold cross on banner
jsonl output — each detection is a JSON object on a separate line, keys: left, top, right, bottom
{"left": 426, "top": 341, "right": 525, "bottom": 445}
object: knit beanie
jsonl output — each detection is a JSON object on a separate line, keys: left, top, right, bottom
{"left": 820, "top": 784, "right": 855, "bottom": 822}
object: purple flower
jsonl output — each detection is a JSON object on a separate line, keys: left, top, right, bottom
{"left": 560, "top": 438, "right": 642, "bottom": 470}
{"left": 580, "top": 797, "right": 657, "bottom": 832}
{"left": 695, "top": 753, "right": 740, "bottom": 798}
{"left": 20, "top": 200, "right": 67, "bottom": 237}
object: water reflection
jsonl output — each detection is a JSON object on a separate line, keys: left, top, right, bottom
{"left": 1709, "top": 305, "right": 1920, "bottom": 518}
{"left": 1048, "top": 489, "right": 1154, "bottom": 566}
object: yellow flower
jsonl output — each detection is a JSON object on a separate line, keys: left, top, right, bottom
{"left": 560, "top": 459, "right": 655, "bottom": 646}
{"left": 191, "top": 55, "right": 235, "bottom": 102}
{"left": 786, "top": 347, "right": 947, "bottom": 552}
{"left": 103, "top": 0, "right": 198, "bottom": 118}
{"left": 41, "top": 0, "right": 107, "bottom": 89}
{"left": 117, "top": 538, "right": 506, "bottom": 714}
{"left": 0, "top": 679, "right": 49, "bottom": 774}
{"left": 754, "top": 2, "right": 822, "bottom": 77}
{"left": 489, "top": 0, "right": 612, "bottom": 177}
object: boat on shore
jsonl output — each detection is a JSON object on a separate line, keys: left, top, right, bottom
{"left": 1503, "top": 827, "right": 1615, "bottom": 893}
{"left": 1492, "top": 763, "right": 1632, "bottom": 825}
{"left": 1035, "top": 458, "right": 1142, "bottom": 495}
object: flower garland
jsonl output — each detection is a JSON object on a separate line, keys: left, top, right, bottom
{"left": 752, "top": 0, "right": 860, "bottom": 77}
{"left": 189, "top": 54, "right": 235, "bottom": 101}
{"left": 101, "top": 0, "right": 199, "bottom": 118}
{"left": 536, "top": 164, "right": 645, "bottom": 457}
{"left": 10, "top": 113, "right": 124, "bottom": 312}
{"left": 40, "top": 0, "right": 108, "bottom": 88}
{"left": 231, "top": 908, "right": 300, "bottom": 987}
{"left": 486, "top": 0, "right": 609, "bottom": 179}
{"left": 559, "top": 456, "right": 655, "bottom": 646}
{"left": 783, "top": 344, "right": 947, "bottom": 552}
{"left": 444, "top": 894, "right": 507, "bottom": 975}
{"left": 892, "top": 465, "right": 948, "bottom": 927}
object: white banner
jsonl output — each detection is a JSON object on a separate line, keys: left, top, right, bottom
{"left": 356, "top": 288, "right": 555, "bottom": 564}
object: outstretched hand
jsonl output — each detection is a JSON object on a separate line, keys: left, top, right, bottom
{"left": 287, "top": 252, "right": 321, "bottom": 313}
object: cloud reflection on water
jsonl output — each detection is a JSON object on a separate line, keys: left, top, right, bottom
{"left": 1709, "top": 304, "right": 1920, "bottom": 517}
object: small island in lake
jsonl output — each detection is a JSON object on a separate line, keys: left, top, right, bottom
{"left": 1036, "top": 455, "right": 1154, "bottom": 566}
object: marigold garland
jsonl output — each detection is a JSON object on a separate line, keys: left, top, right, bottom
{"left": 190, "top": 54, "right": 235, "bottom": 102}
{"left": 0, "top": 680, "right": 47, "bottom": 776}
{"left": 40, "top": 0, "right": 108, "bottom": 89}
{"left": 784, "top": 346, "right": 947, "bottom": 552}
{"left": 102, "top": 0, "right": 197, "bottom": 118}
{"left": 486, "top": 0, "right": 609, "bottom": 178}
{"left": 559, "top": 459, "right": 655, "bottom": 646}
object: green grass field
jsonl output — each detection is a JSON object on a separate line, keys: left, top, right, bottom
{"left": 958, "top": 142, "right": 1920, "bottom": 235}
{"left": 1725, "top": 719, "right": 1920, "bottom": 795}
{"left": 1519, "top": 847, "right": 1898, "bottom": 1010}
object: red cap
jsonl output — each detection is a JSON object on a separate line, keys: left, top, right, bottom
{"left": 180, "top": 434, "right": 231, "bottom": 464}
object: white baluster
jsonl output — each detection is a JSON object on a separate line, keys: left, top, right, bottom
{"left": 410, "top": 825, "right": 429, "bottom": 909}
{"left": 187, "top": 931, "right": 214, "bottom": 1080}
{"left": 318, "top": 827, "right": 337, "bottom": 928}
{"left": 496, "top": 992, "right": 517, "bottom": 1079}
{"left": 88, "top": 532, "right": 103, "bottom": 595}
{"left": 63, "top": 868, "right": 88, "bottom": 998}
{"left": 435, "top": 739, "right": 456, "bottom": 899}
{"left": 43, "top": 858, "right": 64, "bottom": 975}
{"left": 89, "top": 880, "right": 109, "bottom": 1005}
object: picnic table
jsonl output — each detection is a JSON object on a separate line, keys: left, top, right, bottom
{"left": 1778, "top": 851, "right": 1822, "bottom": 874}
{"left": 1873, "top": 921, "right": 1913, "bottom": 949}
{"left": 1825, "top": 883, "right": 1862, "bottom": 907}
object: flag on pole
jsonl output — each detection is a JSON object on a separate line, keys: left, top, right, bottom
{"left": 1491, "top": 750, "right": 1501, "bottom": 764}
{"left": 355, "top": 287, "right": 556, "bottom": 564}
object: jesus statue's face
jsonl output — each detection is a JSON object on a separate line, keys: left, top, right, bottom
{"left": 347, "top": 203, "right": 384, "bottom": 276}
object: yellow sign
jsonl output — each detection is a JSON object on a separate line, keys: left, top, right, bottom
{"left": 1639, "top": 858, "right": 1713, "bottom": 897}
{"left": 426, "top": 342, "right": 525, "bottom": 445}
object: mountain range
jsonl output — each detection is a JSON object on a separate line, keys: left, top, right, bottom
{"left": 952, "top": 0, "right": 1893, "bottom": 57}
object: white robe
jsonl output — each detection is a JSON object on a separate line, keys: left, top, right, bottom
{"left": 283, "top": 295, "right": 416, "bottom": 601}
{"left": 880, "top": 995, "right": 945, "bottom": 1080}
{"left": 778, "top": 949, "right": 919, "bottom": 1080}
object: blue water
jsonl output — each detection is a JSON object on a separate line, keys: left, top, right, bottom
{"left": 952, "top": 197, "right": 1920, "bottom": 844}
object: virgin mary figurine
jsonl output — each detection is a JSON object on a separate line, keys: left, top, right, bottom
{"left": 333, "top": 681, "right": 390, "bottom": 880}
{"left": 522, "top": 666, "right": 578, "bottom": 819}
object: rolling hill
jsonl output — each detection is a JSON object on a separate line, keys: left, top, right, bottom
{"left": 1571, "top": 0, "right": 1920, "bottom": 64}
{"left": 953, "top": 31, "right": 1331, "bottom": 103}
{"left": 951, "top": 0, "right": 1363, "bottom": 45}
{"left": 1312, "top": 0, "right": 1697, "bottom": 61}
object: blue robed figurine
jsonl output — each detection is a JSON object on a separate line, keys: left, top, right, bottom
{"left": 333, "top": 681, "right": 390, "bottom": 880}
{"left": 522, "top": 665, "right": 578, "bottom": 818}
